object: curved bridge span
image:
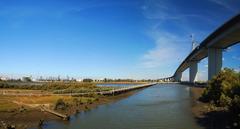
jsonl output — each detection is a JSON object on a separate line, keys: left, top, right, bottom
{"left": 162, "top": 14, "right": 240, "bottom": 82}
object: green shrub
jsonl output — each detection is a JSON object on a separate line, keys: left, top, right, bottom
{"left": 230, "top": 95, "right": 240, "bottom": 114}
{"left": 55, "top": 98, "right": 66, "bottom": 110}
{"left": 219, "top": 94, "right": 232, "bottom": 107}
{"left": 200, "top": 68, "right": 240, "bottom": 114}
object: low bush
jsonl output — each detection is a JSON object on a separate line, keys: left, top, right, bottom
{"left": 55, "top": 98, "right": 66, "bottom": 110}
{"left": 200, "top": 68, "right": 240, "bottom": 114}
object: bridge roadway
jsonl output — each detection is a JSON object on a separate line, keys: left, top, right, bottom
{"left": 162, "top": 14, "right": 240, "bottom": 83}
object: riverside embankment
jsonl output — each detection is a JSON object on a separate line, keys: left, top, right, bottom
{"left": 0, "top": 82, "right": 156, "bottom": 129}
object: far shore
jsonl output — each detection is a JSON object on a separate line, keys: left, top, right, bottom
{"left": 95, "top": 82, "right": 148, "bottom": 84}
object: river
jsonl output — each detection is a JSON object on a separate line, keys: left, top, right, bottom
{"left": 41, "top": 84, "right": 203, "bottom": 129}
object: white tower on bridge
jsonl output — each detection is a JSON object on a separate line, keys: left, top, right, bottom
{"left": 190, "top": 34, "right": 198, "bottom": 51}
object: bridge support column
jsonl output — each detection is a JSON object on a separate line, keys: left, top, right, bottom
{"left": 208, "top": 48, "right": 222, "bottom": 80}
{"left": 175, "top": 72, "right": 182, "bottom": 82}
{"left": 189, "top": 61, "right": 198, "bottom": 83}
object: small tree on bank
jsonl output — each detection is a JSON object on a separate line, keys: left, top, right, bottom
{"left": 200, "top": 68, "right": 240, "bottom": 112}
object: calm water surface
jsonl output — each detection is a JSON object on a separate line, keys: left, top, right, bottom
{"left": 41, "top": 84, "right": 203, "bottom": 129}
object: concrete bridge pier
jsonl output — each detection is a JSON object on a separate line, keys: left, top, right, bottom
{"left": 167, "top": 78, "right": 170, "bottom": 82}
{"left": 189, "top": 61, "right": 198, "bottom": 83}
{"left": 174, "top": 72, "right": 182, "bottom": 82}
{"left": 166, "top": 78, "right": 169, "bottom": 82}
{"left": 163, "top": 78, "right": 166, "bottom": 82}
{"left": 208, "top": 48, "right": 222, "bottom": 80}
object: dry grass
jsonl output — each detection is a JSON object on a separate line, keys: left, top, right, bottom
{"left": 0, "top": 89, "right": 49, "bottom": 94}
{"left": 0, "top": 96, "right": 19, "bottom": 111}
{"left": 15, "top": 96, "right": 72, "bottom": 104}
{"left": 0, "top": 83, "right": 101, "bottom": 112}
{"left": 0, "top": 86, "right": 100, "bottom": 112}
{"left": 15, "top": 96, "right": 95, "bottom": 104}
{"left": 0, "top": 95, "right": 97, "bottom": 112}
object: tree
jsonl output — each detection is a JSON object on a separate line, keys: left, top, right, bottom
{"left": 55, "top": 98, "right": 66, "bottom": 110}
{"left": 83, "top": 78, "right": 93, "bottom": 82}
{"left": 22, "top": 77, "right": 32, "bottom": 82}
{"left": 200, "top": 68, "right": 240, "bottom": 111}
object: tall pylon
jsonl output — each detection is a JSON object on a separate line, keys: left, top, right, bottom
{"left": 190, "top": 34, "right": 198, "bottom": 51}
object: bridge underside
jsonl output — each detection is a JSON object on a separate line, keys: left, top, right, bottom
{"left": 173, "top": 14, "right": 240, "bottom": 82}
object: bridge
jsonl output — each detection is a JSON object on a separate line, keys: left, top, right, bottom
{"left": 161, "top": 14, "right": 240, "bottom": 83}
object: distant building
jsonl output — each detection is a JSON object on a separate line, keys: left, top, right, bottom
{"left": 76, "top": 79, "right": 82, "bottom": 82}
{"left": 0, "top": 77, "right": 8, "bottom": 81}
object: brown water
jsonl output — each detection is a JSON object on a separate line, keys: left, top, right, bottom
{"left": 40, "top": 84, "right": 203, "bottom": 129}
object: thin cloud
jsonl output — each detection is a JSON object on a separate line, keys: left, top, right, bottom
{"left": 140, "top": 0, "right": 205, "bottom": 69}
{"left": 209, "top": 0, "right": 237, "bottom": 12}
{"left": 139, "top": 0, "right": 224, "bottom": 79}
{"left": 0, "top": 1, "right": 138, "bottom": 20}
{"left": 197, "top": 71, "right": 208, "bottom": 81}
{"left": 141, "top": 31, "right": 187, "bottom": 68}
{"left": 141, "top": 0, "right": 216, "bottom": 25}
{"left": 232, "top": 56, "right": 240, "bottom": 61}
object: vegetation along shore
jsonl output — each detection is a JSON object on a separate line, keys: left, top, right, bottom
{"left": 0, "top": 81, "right": 146, "bottom": 129}
{"left": 191, "top": 68, "right": 240, "bottom": 129}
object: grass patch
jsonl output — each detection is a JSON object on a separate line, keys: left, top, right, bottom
{"left": 0, "top": 96, "right": 19, "bottom": 111}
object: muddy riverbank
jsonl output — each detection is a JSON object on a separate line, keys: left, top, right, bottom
{"left": 190, "top": 86, "right": 238, "bottom": 129}
{"left": 0, "top": 90, "right": 139, "bottom": 129}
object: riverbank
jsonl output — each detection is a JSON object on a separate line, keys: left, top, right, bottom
{"left": 190, "top": 87, "right": 206, "bottom": 118}
{"left": 0, "top": 89, "right": 140, "bottom": 129}
{"left": 190, "top": 86, "right": 238, "bottom": 129}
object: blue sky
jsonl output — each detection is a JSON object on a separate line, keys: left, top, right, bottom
{"left": 0, "top": 0, "right": 240, "bottom": 80}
